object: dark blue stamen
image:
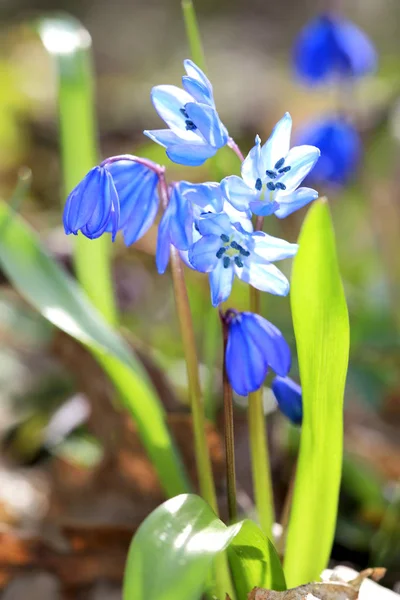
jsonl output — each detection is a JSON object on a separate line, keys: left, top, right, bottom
{"left": 223, "top": 256, "right": 231, "bottom": 268}
{"left": 234, "top": 256, "right": 244, "bottom": 268}
{"left": 266, "top": 170, "right": 277, "bottom": 178}
{"left": 255, "top": 178, "right": 262, "bottom": 191}
{"left": 274, "top": 157, "right": 285, "bottom": 170}
{"left": 267, "top": 182, "right": 276, "bottom": 191}
{"left": 180, "top": 107, "right": 189, "bottom": 118}
{"left": 230, "top": 241, "right": 240, "bottom": 250}
{"left": 275, "top": 182, "right": 286, "bottom": 190}
{"left": 185, "top": 120, "right": 197, "bottom": 131}
{"left": 220, "top": 234, "right": 230, "bottom": 243}
{"left": 216, "top": 247, "right": 226, "bottom": 259}
{"left": 240, "top": 248, "right": 250, "bottom": 257}
{"left": 279, "top": 166, "right": 291, "bottom": 173}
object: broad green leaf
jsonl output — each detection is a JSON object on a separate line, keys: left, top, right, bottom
{"left": 123, "top": 494, "right": 242, "bottom": 600}
{"left": 37, "top": 15, "right": 117, "bottom": 325}
{"left": 284, "top": 199, "right": 350, "bottom": 586}
{"left": 228, "top": 519, "right": 286, "bottom": 599}
{"left": 0, "top": 202, "right": 189, "bottom": 498}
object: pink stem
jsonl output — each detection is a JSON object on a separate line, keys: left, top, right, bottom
{"left": 228, "top": 137, "right": 245, "bottom": 162}
{"left": 101, "top": 154, "right": 165, "bottom": 176}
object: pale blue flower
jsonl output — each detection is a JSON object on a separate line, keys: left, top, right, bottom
{"left": 222, "top": 113, "right": 320, "bottom": 218}
{"left": 144, "top": 60, "right": 229, "bottom": 167}
{"left": 188, "top": 211, "right": 298, "bottom": 306}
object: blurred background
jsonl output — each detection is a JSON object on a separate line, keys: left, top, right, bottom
{"left": 0, "top": 0, "right": 399, "bottom": 598}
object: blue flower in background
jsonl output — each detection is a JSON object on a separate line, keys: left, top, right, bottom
{"left": 225, "top": 311, "right": 291, "bottom": 396}
{"left": 293, "top": 13, "right": 377, "bottom": 85}
{"left": 63, "top": 156, "right": 160, "bottom": 245}
{"left": 63, "top": 166, "right": 120, "bottom": 240}
{"left": 295, "top": 117, "right": 361, "bottom": 186}
{"left": 189, "top": 211, "right": 298, "bottom": 306}
{"left": 144, "top": 60, "right": 229, "bottom": 166}
{"left": 222, "top": 113, "right": 320, "bottom": 219}
{"left": 272, "top": 376, "right": 303, "bottom": 425}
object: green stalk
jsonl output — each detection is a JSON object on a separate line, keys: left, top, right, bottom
{"left": 181, "top": 0, "right": 206, "bottom": 70}
{"left": 38, "top": 17, "right": 117, "bottom": 324}
{"left": 248, "top": 215, "right": 275, "bottom": 537}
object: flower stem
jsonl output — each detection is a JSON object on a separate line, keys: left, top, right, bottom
{"left": 181, "top": 0, "right": 206, "bottom": 70}
{"left": 220, "top": 311, "right": 238, "bottom": 522}
{"left": 159, "top": 175, "right": 218, "bottom": 513}
{"left": 228, "top": 137, "right": 245, "bottom": 162}
{"left": 248, "top": 215, "right": 275, "bottom": 537}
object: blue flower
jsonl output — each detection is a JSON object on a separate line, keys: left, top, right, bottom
{"left": 189, "top": 211, "right": 298, "bottom": 307}
{"left": 225, "top": 311, "right": 291, "bottom": 396}
{"left": 144, "top": 60, "right": 229, "bottom": 167}
{"left": 295, "top": 117, "right": 361, "bottom": 186}
{"left": 63, "top": 166, "right": 120, "bottom": 240}
{"left": 272, "top": 376, "right": 302, "bottom": 425}
{"left": 293, "top": 13, "right": 377, "bottom": 85}
{"left": 63, "top": 156, "right": 160, "bottom": 245}
{"left": 222, "top": 113, "right": 320, "bottom": 219}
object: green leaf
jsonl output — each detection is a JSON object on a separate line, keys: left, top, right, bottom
{"left": 284, "top": 199, "right": 350, "bottom": 586}
{"left": 228, "top": 519, "right": 286, "bottom": 599}
{"left": 37, "top": 15, "right": 117, "bottom": 325}
{"left": 0, "top": 201, "right": 190, "bottom": 498}
{"left": 123, "top": 494, "right": 242, "bottom": 600}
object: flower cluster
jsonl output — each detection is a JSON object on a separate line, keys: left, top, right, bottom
{"left": 63, "top": 59, "right": 321, "bottom": 406}
{"left": 292, "top": 12, "right": 376, "bottom": 186}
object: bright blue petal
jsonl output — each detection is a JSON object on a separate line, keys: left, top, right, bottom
{"left": 226, "top": 315, "right": 268, "bottom": 395}
{"left": 209, "top": 260, "right": 234, "bottom": 306}
{"left": 334, "top": 18, "right": 377, "bottom": 77}
{"left": 156, "top": 210, "right": 171, "bottom": 274}
{"left": 189, "top": 235, "right": 221, "bottom": 273}
{"left": 183, "top": 60, "right": 214, "bottom": 100}
{"left": 185, "top": 102, "right": 228, "bottom": 149}
{"left": 106, "top": 160, "right": 152, "bottom": 227}
{"left": 197, "top": 212, "right": 231, "bottom": 236}
{"left": 239, "top": 261, "right": 290, "bottom": 296}
{"left": 143, "top": 129, "right": 187, "bottom": 147}
{"left": 241, "top": 135, "right": 262, "bottom": 188}
{"left": 272, "top": 376, "right": 303, "bottom": 425}
{"left": 121, "top": 172, "right": 159, "bottom": 246}
{"left": 279, "top": 145, "right": 320, "bottom": 192}
{"left": 252, "top": 233, "right": 298, "bottom": 262}
{"left": 249, "top": 200, "right": 280, "bottom": 217}
{"left": 275, "top": 187, "right": 318, "bottom": 218}
{"left": 295, "top": 117, "right": 361, "bottom": 185}
{"left": 260, "top": 113, "right": 292, "bottom": 171}
{"left": 182, "top": 76, "right": 214, "bottom": 106}
{"left": 242, "top": 313, "right": 291, "bottom": 377}
{"left": 150, "top": 85, "right": 198, "bottom": 137}
{"left": 168, "top": 183, "right": 194, "bottom": 250}
{"left": 166, "top": 142, "right": 216, "bottom": 166}
{"left": 221, "top": 175, "right": 258, "bottom": 211}
{"left": 180, "top": 181, "right": 224, "bottom": 212}
{"left": 293, "top": 15, "right": 338, "bottom": 84}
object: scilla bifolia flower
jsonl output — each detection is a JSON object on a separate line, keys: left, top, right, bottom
{"left": 144, "top": 60, "right": 229, "bottom": 166}
{"left": 222, "top": 113, "right": 320, "bottom": 218}
{"left": 272, "top": 375, "right": 303, "bottom": 425}
{"left": 225, "top": 311, "right": 291, "bottom": 396}
{"left": 63, "top": 155, "right": 160, "bottom": 244}
{"left": 293, "top": 14, "right": 377, "bottom": 85}
{"left": 189, "top": 211, "right": 298, "bottom": 307}
{"left": 295, "top": 117, "right": 361, "bottom": 186}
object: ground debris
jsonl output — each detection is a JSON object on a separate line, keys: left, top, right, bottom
{"left": 248, "top": 568, "right": 387, "bottom": 600}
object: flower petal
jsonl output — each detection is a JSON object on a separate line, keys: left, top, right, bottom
{"left": 335, "top": 18, "right": 377, "bottom": 77}
{"left": 183, "top": 59, "right": 214, "bottom": 99}
{"left": 209, "top": 260, "right": 234, "bottom": 306}
{"left": 189, "top": 235, "right": 221, "bottom": 273}
{"left": 252, "top": 233, "right": 299, "bottom": 262}
{"left": 106, "top": 160, "right": 152, "bottom": 228}
{"left": 274, "top": 187, "right": 318, "bottom": 218}
{"left": 143, "top": 128, "right": 188, "bottom": 148}
{"left": 272, "top": 376, "right": 302, "bottom": 425}
{"left": 260, "top": 113, "right": 292, "bottom": 171}
{"left": 241, "top": 135, "right": 262, "bottom": 188}
{"left": 182, "top": 76, "right": 214, "bottom": 106}
{"left": 197, "top": 212, "right": 231, "bottom": 236}
{"left": 243, "top": 314, "right": 291, "bottom": 376}
{"left": 239, "top": 261, "right": 290, "bottom": 296}
{"left": 279, "top": 145, "right": 320, "bottom": 192}
{"left": 168, "top": 183, "right": 194, "bottom": 250}
{"left": 180, "top": 181, "right": 224, "bottom": 212}
{"left": 166, "top": 142, "right": 216, "bottom": 166}
{"left": 150, "top": 85, "right": 198, "bottom": 138}
{"left": 156, "top": 210, "right": 171, "bottom": 274}
{"left": 185, "top": 102, "right": 228, "bottom": 149}
{"left": 249, "top": 199, "right": 280, "bottom": 217}
{"left": 221, "top": 175, "right": 258, "bottom": 211}
{"left": 293, "top": 15, "right": 338, "bottom": 83}
{"left": 64, "top": 166, "right": 102, "bottom": 234}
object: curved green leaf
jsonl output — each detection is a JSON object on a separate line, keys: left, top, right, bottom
{"left": 123, "top": 494, "right": 242, "bottom": 600}
{"left": 228, "top": 519, "right": 286, "bottom": 599}
{"left": 284, "top": 199, "right": 350, "bottom": 586}
{"left": 0, "top": 202, "right": 189, "bottom": 497}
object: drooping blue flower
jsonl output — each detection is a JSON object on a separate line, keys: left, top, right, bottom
{"left": 144, "top": 60, "right": 229, "bottom": 167}
{"left": 225, "top": 311, "right": 291, "bottom": 396}
{"left": 63, "top": 156, "right": 160, "bottom": 245}
{"left": 222, "top": 113, "right": 320, "bottom": 219}
{"left": 272, "top": 376, "right": 303, "bottom": 425}
{"left": 189, "top": 211, "right": 298, "bottom": 307}
{"left": 293, "top": 13, "right": 377, "bottom": 85}
{"left": 295, "top": 117, "right": 361, "bottom": 186}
